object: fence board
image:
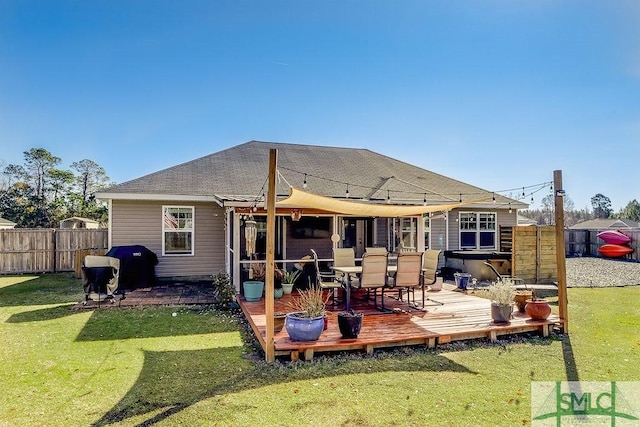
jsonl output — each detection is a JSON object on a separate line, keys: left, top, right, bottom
{"left": 0, "top": 229, "right": 108, "bottom": 274}
{"left": 512, "top": 225, "right": 557, "bottom": 283}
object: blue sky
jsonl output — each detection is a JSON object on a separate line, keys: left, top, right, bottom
{"left": 1, "top": 1, "right": 638, "bottom": 211}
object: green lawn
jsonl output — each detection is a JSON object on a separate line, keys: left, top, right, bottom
{"left": 1, "top": 274, "right": 638, "bottom": 426}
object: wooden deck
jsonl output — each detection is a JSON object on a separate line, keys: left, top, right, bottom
{"left": 239, "top": 283, "right": 564, "bottom": 361}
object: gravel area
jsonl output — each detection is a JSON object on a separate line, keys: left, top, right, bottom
{"left": 566, "top": 257, "right": 640, "bottom": 288}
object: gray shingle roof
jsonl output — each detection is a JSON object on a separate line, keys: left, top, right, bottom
{"left": 98, "top": 140, "right": 524, "bottom": 207}
{"left": 569, "top": 218, "right": 639, "bottom": 230}
{"left": 0, "top": 217, "right": 17, "bottom": 227}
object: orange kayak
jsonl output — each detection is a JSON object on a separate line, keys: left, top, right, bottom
{"left": 598, "top": 244, "right": 633, "bottom": 258}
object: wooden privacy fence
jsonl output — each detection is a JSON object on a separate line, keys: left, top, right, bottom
{"left": 0, "top": 229, "right": 108, "bottom": 274}
{"left": 512, "top": 226, "right": 557, "bottom": 283}
{"left": 565, "top": 229, "right": 640, "bottom": 261}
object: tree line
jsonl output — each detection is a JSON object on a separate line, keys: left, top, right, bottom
{"left": 520, "top": 193, "right": 640, "bottom": 227}
{"left": 3, "top": 148, "right": 639, "bottom": 229}
{"left": 1, "top": 148, "right": 113, "bottom": 228}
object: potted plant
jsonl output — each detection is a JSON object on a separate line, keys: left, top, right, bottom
{"left": 482, "top": 278, "right": 515, "bottom": 324}
{"left": 280, "top": 270, "right": 300, "bottom": 295}
{"left": 337, "top": 309, "right": 363, "bottom": 339}
{"left": 514, "top": 288, "right": 534, "bottom": 313}
{"left": 273, "top": 311, "right": 287, "bottom": 333}
{"left": 525, "top": 297, "right": 552, "bottom": 320}
{"left": 243, "top": 262, "right": 266, "bottom": 301}
{"left": 285, "top": 285, "right": 329, "bottom": 341}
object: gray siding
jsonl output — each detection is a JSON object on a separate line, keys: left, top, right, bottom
{"left": 111, "top": 200, "right": 225, "bottom": 278}
{"left": 430, "top": 217, "right": 447, "bottom": 250}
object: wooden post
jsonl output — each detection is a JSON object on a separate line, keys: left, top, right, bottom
{"left": 554, "top": 170, "right": 568, "bottom": 333}
{"left": 265, "top": 149, "right": 278, "bottom": 362}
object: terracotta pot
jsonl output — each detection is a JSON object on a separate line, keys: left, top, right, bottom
{"left": 514, "top": 291, "right": 534, "bottom": 313}
{"left": 525, "top": 299, "right": 551, "bottom": 320}
{"left": 274, "top": 314, "right": 286, "bottom": 333}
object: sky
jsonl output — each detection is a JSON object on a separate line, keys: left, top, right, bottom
{"left": 1, "top": 1, "right": 639, "bottom": 212}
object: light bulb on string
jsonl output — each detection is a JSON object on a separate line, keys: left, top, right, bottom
{"left": 508, "top": 203, "right": 512, "bottom": 214}
{"left": 387, "top": 190, "right": 391, "bottom": 204}
{"left": 303, "top": 173, "right": 307, "bottom": 189}
{"left": 492, "top": 192, "right": 496, "bottom": 204}
{"left": 423, "top": 193, "right": 427, "bottom": 206}
{"left": 459, "top": 193, "right": 462, "bottom": 203}
{"left": 345, "top": 184, "right": 350, "bottom": 198}
{"left": 522, "top": 187, "right": 525, "bottom": 199}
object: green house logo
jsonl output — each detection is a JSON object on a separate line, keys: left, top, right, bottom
{"left": 532, "top": 382, "right": 640, "bottom": 426}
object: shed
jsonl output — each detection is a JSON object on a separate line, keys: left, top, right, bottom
{"left": 0, "top": 217, "right": 17, "bottom": 229}
{"left": 60, "top": 217, "right": 101, "bottom": 229}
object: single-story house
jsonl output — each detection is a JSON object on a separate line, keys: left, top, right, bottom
{"left": 96, "top": 141, "right": 528, "bottom": 288}
{"left": 569, "top": 218, "right": 639, "bottom": 230}
{"left": 517, "top": 214, "right": 537, "bottom": 226}
{"left": 0, "top": 217, "right": 17, "bottom": 229}
{"left": 59, "top": 216, "right": 101, "bottom": 229}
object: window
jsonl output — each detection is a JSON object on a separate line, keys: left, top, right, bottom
{"left": 392, "top": 217, "right": 417, "bottom": 251}
{"left": 163, "top": 206, "right": 194, "bottom": 255}
{"left": 459, "top": 212, "right": 496, "bottom": 249}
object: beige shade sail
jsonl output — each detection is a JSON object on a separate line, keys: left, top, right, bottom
{"left": 276, "top": 187, "right": 487, "bottom": 217}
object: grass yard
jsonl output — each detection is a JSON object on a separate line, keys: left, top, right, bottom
{"left": 1, "top": 274, "right": 639, "bottom": 426}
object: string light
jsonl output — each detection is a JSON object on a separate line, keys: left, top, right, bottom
{"left": 387, "top": 190, "right": 391, "bottom": 204}
{"left": 531, "top": 195, "right": 534, "bottom": 204}
{"left": 345, "top": 184, "right": 350, "bottom": 198}
{"left": 280, "top": 166, "right": 554, "bottom": 203}
{"left": 492, "top": 192, "right": 496, "bottom": 203}
{"left": 508, "top": 203, "right": 512, "bottom": 214}
{"left": 423, "top": 193, "right": 427, "bottom": 206}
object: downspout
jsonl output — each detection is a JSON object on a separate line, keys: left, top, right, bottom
{"left": 232, "top": 209, "right": 241, "bottom": 292}
{"left": 107, "top": 199, "right": 113, "bottom": 249}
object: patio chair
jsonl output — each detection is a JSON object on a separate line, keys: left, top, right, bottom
{"left": 351, "top": 252, "right": 389, "bottom": 311}
{"left": 422, "top": 249, "right": 444, "bottom": 306}
{"left": 332, "top": 247, "right": 358, "bottom": 286}
{"left": 310, "top": 249, "right": 343, "bottom": 306}
{"left": 387, "top": 251, "right": 424, "bottom": 308}
{"left": 483, "top": 261, "right": 525, "bottom": 287}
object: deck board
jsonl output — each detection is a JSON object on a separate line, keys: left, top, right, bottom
{"left": 239, "top": 284, "right": 563, "bottom": 360}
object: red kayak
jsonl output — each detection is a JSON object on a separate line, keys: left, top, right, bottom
{"left": 598, "top": 244, "right": 633, "bottom": 258}
{"left": 597, "top": 230, "right": 632, "bottom": 245}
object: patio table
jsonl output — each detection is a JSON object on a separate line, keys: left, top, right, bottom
{"left": 332, "top": 265, "right": 398, "bottom": 312}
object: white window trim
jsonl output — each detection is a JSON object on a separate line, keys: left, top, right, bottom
{"left": 458, "top": 211, "right": 496, "bottom": 250}
{"left": 162, "top": 205, "right": 195, "bottom": 256}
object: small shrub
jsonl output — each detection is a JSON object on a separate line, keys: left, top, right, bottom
{"left": 212, "top": 271, "right": 235, "bottom": 307}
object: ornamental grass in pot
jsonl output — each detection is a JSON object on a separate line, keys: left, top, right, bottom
{"left": 285, "top": 285, "right": 329, "bottom": 341}
{"left": 481, "top": 278, "right": 515, "bottom": 324}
